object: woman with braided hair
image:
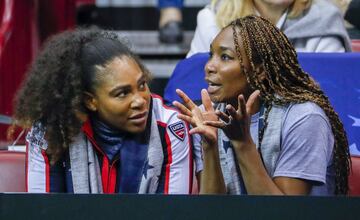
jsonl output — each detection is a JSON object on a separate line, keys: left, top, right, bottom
{"left": 174, "top": 15, "right": 350, "bottom": 195}
{"left": 13, "top": 28, "right": 195, "bottom": 193}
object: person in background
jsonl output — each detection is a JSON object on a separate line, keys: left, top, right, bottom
{"left": 187, "top": 0, "right": 351, "bottom": 57}
{"left": 158, "top": 0, "right": 184, "bottom": 44}
{"left": 174, "top": 16, "right": 350, "bottom": 195}
{"left": 13, "top": 28, "right": 196, "bottom": 193}
{"left": 345, "top": 0, "right": 360, "bottom": 29}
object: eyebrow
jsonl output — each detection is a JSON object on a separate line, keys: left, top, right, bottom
{"left": 108, "top": 72, "right": 146, "bottom": 96}
{"left": 137, "top": 74, "right": 147, "bottom": 85}
{"left": 219, "top": 46, "right": 235, "bottom": 53}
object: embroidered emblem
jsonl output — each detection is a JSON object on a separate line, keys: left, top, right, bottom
{"left": 168, "top": 121, "right": 185, "bottom": 141}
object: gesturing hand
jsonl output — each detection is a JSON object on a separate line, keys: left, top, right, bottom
{"left": 203, "top": 90, "right": 260, "bottom": 144}
{"left": 173, "top": 89, "right": 218, "bottom": 146}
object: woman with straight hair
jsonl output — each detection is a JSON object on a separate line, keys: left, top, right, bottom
{"left": 187, "top": 0, "right": 351, "bottom": 57}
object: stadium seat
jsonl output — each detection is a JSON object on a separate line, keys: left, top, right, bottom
{"left": 0, "top": 151, "right": 26, "bottom": 192}
{"left": 351, "top": 40, "right": 360, "bottom": 52}
{"left": 349, "top": 156, "right": 360, "bottom": 196}
{"left": 164, "top": 52, "right": 360, "bottom": 156}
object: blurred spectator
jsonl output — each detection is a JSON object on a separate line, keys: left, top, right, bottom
{"left": 345, "top": 0, "right": 360, "bottom": 29}
{"left": 187, "top": 0, "right": 351, "bottom": 57}
{"left": 158, "top": 0, "right": 183, "bottom": 44}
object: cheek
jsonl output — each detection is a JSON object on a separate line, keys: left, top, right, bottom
{"left": 100, "top": 99, "right": 130, "bottom": 118}
{"left": 224, "top": 74, "right": 248, "bottom": 96}
{"left": 143, "top": 88, "right": 151, "bottom": 103}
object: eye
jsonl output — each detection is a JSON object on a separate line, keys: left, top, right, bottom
{"left": 139, "top": 81, "right": 147, "bottom": 90}
{"left": 115, "top": 89, "right": 129, "bottom": 98}
{"left": 221, "top": 53, "right": 233, "bottom": 61}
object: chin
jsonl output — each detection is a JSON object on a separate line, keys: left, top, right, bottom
{"left": 209, "top": 94, "right": 225, "bottom": 104}
{"left": 127, "top": 125, "right": 147, "bottom": 134}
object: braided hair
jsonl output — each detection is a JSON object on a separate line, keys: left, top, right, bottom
{"left": 13, "top": 28, "right": 150, "bottom": 164}
{"left": 229, "top": 15, "right": 350, "bottom": 194}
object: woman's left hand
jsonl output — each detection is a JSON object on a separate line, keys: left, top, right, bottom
{"left": 204, "top": 90, "right": 260, "bottom": 145}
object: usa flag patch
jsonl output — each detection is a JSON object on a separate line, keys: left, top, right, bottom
{"left": 168, "top": 121, "right": 185, "bottom": 141}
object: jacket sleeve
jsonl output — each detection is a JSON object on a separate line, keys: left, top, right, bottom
{"left": 26, "top": 125, "right": 66, "bottom": 193}
{"left": 157, "top": 117, "right": 193, "bottom": 194}
{"left": 187, "top": 6, "right": 219, "bottom": 58}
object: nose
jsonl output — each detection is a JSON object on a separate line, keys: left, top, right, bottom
{"left": 205, "top": 58, "right": 216, "bottom": 76}
{"left": 131, "top": 92, "right": 147, "bottom": 109}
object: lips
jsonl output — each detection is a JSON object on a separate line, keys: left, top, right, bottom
{"left": 206, "top": 79, "right": 221, "bottom": 94}
{"left": 128, "top": 111, "right": 148, "bottom": 125}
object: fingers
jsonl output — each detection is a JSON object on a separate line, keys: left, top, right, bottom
{"left": 225, "top": 104, "right": 240, "bottom": 121}
{"left": 189, "top": 126, "right": 212, "bottom": 135}
{"left": 201, "top": 89, "right": 214, "bottom": 112}
{"left": 177, "top": 114, "right": 195, "bottom": 126}
{"left": 175, "top": 89, "right": 197, "bottom": 110}
{"left": 237, "top": 94, "right": 247, "bottom": 118}
{"left": 246, "top": 90, "right": 260, "bottom": 114}
{"left": 215, "top": 110, "right": 230, "bottom": 122}
{"left": 173, "top": 101, "right": 192, "bottom": 116}
{"left": 203, "top": 120, "right": 226, "bottom": 129}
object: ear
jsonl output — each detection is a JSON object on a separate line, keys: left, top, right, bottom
{"left": 83, "top": 92, "right": 98, "bottom": 112}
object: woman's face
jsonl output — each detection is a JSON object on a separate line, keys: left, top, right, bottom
{"left": 86, "top": 56, "right": 151, "bottom": 133}
{"left": 205, "top": 26, "right": 252, "bottom": 104}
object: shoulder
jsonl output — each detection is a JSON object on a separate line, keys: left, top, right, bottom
{"left": 197, "top": 5, "right": 215, "bottom": 21}
{"left": 151, "top": 94, "right": 190, "bottom": 140}
{"left": 284, "top": 102, "right": 329, "bottom": 122}
{"left": 151, "top": 94, "right": 181, "bottom": 124}
{"left": 281, "top": 102, "right": 332, "bottom": 134}
{"left": 26, "top": 122, "right": 48, "bottom": 150}
{"left": 285, "top": 102, "right": 327, "bottom": 117}
{"left": 312, "top": 0, "right": 340, "bottom": 11}
{"left": 151, "top": 95, "right": 191, "bottom": 154}
{"left": 301, "top": 0, "right": 341, "bottom": 19}
{"left": 195, "top": 5, "right": 217, "bottom": 30}
{"left": 284, "top": 0, "right": 347, "bottom": 38}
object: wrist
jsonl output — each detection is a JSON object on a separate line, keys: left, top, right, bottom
{"left": 231, "top": 139, "right": 256, "bottom": 152}
{"left": 201, "top": 138, "right": 218, "bottom": 152}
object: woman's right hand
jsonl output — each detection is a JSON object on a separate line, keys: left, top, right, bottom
{"left": 173, "top": 89, "right": 218, "bottom": 146}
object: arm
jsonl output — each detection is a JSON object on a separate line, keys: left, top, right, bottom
{"left": 166, "top": 119, "right": 192, "bottom": 194}
{"left": 314, "top": 36, "right": 346, "bottom": 52}
{"left": 26, "top": 139, "right": 50, "bottom": 193}
{"left": 187, "top": 7, "right": 220, "bottom": 58}
{"left": 208, "top": 94, "right": 330, "bottom": 195}
{"left": 199, "top": 140, "right": 226, "bottom": 194}
{"left": 232, "top": 141, "right": 311, "bottom": 195}
{"left": 173, "top": 89, "right": 226, "bottom": 194}
{"left": 26, "top": 126, "right": 66, "bottom": 193}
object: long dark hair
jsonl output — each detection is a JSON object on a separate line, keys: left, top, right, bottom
{"left": 13, "top": 28, "right": 150, "bottom": 164}
{"left": 229, "top": 16, "right": 350, "bottom": 194}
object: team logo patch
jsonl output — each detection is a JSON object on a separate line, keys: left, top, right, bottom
{"left": 168, "top": 121, "right": 186, "bottom": 141}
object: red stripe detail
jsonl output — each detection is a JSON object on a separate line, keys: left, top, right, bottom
{"left": 82, "top": 120, "right": 106, "bottom": 156}
{"left": 25, "top": 141, "right": 29, "bottom": 192}
{"left": 185, "top": 122, "right": 193, "bottom": 194}
{"left": 81, "top": 120, "right": 94, "bottom": 138}
{"left": 108, "top": 163, "right": 117, "bottom": 193}
{"left": 158, "top": 121, "right": 172, "bottom": 194}
{"left": 82, "top": 120, "right": 117, "bottom": 193}
{"left": 102, "top": 156, "right": 109, "bottom": 193}
{"left": 41, "top": 150, "right": 50, "bottom": 192}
